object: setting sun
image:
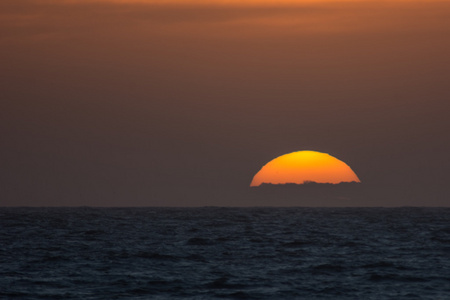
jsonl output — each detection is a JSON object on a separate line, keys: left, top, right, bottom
{"left": 251, "top": 151, "right": 360, "bottom": 186}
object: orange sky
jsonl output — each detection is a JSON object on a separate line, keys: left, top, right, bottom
{"left": 56, "top": 0, "right": 449, "bottom": 3}
{"left": 1, "top": 0, "right": 449, "bottom": 206}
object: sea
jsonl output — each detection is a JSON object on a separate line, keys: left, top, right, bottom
{"left": 1, "top": 207, "right": 449, "bottom": 299}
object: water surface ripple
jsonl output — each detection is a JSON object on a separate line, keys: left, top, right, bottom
{"left": 1, "top": 207, "right": 449, "bottom": 299}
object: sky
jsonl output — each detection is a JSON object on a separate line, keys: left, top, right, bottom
{"left": 1, "top": 0, "right": 449, "bottom": 206}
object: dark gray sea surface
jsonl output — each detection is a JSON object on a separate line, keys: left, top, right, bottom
{"left": 1, "top": 207, "right": 449, "bottom": 299}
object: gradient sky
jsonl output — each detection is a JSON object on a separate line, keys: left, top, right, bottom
{"left": 1, "top": 0, "right": 449, "bottom": 206}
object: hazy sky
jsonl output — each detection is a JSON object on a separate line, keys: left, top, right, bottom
{"left": 1, "top": 0, "right": 449, "bottom": 206}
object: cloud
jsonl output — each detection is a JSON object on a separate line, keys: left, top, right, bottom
{"left": 2, "top": 0, "right": 450, "bottom": 46}
{"left": 0, "top": 1, "right": 321, "bottom": 43}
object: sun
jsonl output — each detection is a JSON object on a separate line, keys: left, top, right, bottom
{"left": 250, "top": 150, "right": 360, "bottom": 187}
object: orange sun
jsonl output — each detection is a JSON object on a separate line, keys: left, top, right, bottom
{"left": 250, "top": 150, "right": 360, "bottom": 186}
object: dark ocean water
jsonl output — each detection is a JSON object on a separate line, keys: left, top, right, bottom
{"left": 1, "top": 207, "right": 450, "bottom": 299}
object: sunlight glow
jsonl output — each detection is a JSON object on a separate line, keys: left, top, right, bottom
{"left": 251, "top": 151, "right": 360, "bottom": 186}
